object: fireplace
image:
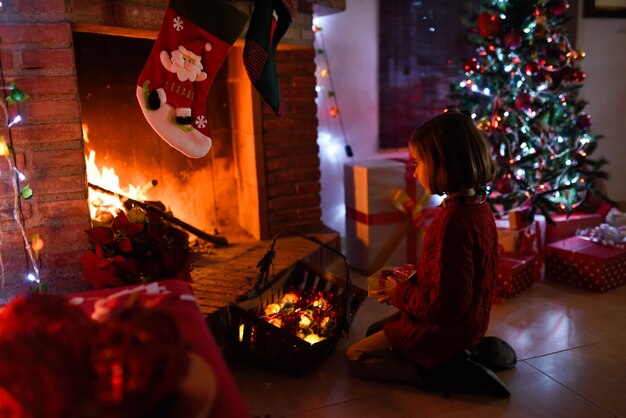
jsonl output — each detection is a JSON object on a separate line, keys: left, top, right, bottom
{"left": 0, "top": 0, "right": 341, "bottom": 299}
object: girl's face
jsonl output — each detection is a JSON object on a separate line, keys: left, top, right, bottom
{"left": 410, "top": 145, "right": 431, "bottom": 194}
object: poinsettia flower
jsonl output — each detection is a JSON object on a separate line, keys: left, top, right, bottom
{"left": 85, "top": 211, "right": 144, "bottom": 253}
{"left": 80, "top": 253, "right": 124, "bottom": 289}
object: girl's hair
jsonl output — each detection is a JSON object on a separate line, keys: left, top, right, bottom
{"left": 409, "top": 110, "right": 495, "bottom": 195}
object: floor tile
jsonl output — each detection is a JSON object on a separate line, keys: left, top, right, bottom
{"left": 527, "top": 336, "right": 626, "bottom": 418}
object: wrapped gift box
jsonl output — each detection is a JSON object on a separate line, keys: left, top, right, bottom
{"left": 366, "top": 264, "right": 415, "bottom": 298}
{"left": 545, "top": 213, "right": 602, "bottom": 244}
{"left": 496, "top": 254, "right": 537, "bottom": 298}
{"left": 508, "top": 206, "right": 533, "bottom": 230}
{"left": 345, "top": 160, "right": 434, "bottom": 274}
{"left": 496, "top": 218, "right": 544, "bottom": 255}
{"left": 545, "top": 236, "right": 626, "bottom": 292}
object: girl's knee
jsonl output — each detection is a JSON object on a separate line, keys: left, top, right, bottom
{"left": 345, "top": 344, "right": 365, "bottom": 362}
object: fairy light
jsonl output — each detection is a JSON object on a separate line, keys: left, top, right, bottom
{"left": 0, "top": 80, "right": 43, "bottom": 291}
{"left": 7, "top": 115, "right": 21, "bottom": 127}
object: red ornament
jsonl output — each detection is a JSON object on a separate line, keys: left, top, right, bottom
{"left": 576, "top": 114, "right": 592, "bottom": 130}
{"left": 504, "top": 30, "right": 523, "bottom": 50}
{"left": 551, "top": 0, "right": 570, "bottom": 16}
{"left": 524, "top": 62, "right": 540, "bottom": 76}
{"left": 571, "top": 70, "right": 586, "bottom": 83}
{"left": 514, "top": 92, "right": 533, "bottom": 110}
{"left": 478, "top": 12, "right": 502, "bottom": 38}
{"left": 495, "top": 176, "right": 514, "bottom": 194}
{"left": 463, "top": 57, "right": 481, "bottom": 74}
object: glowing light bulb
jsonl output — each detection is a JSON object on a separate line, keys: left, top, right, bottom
{"left": 8, "top": 115, "right": 22, "bottom": 128}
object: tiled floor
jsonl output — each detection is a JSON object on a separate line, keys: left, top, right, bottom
{"left": 227, "top": 273, "right": 626, "bottom": 418}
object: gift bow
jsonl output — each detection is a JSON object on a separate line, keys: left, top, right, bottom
{"left": 392, "top": 189, "right": 432, "bottom": 228}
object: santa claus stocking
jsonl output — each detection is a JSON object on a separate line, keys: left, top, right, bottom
{"left": 137, "top": 0, "right": 247, "bottom": 158}
{"left": 244, "top": 0, "right": 297, "bottom": 115}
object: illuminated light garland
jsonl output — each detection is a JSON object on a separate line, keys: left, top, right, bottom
{"left": 313, "top": 21, "right": 353, "bottom": 158}
{"left": 0, "top": 81, "right": 43, "bottom": 292}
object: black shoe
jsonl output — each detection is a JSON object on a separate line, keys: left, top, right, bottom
{"left": 469, "top": 336, "right": 517, "bottom": 370}
{"left": 423, "top": 351, "right": 511, "bottom": 398}
{"left": 455, "top": 357, "right": 511, "bottom": 398}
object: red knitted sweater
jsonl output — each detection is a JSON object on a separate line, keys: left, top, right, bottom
{"left": 383, "top": 196, "right": 498, "bottom": 369}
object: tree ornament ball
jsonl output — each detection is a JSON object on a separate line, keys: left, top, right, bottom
{"left": 463, "top": 57, "right": 481, "bottom": 75}
{"left": 571, "top": 70, "right": 586, "bottom": 83}
{"left": 576, "top": 114, "right": 592, "bottom": 130}
{"left": 551, "top": 0, "right": 570, "bottom": 16}
{"left": 504, "top": 31, "right": 523, "bottom": 50}
{"left": 478, "top": 12, "right": 502, "bottom": 38}
{"left": 514, "top": 92, "right": 533, "bottom": 110}
{"left": 495, "top": 176, "right": 514, "bottom": 194}
{"left": 524, "top": 62, "right": 540, "bottom": 76}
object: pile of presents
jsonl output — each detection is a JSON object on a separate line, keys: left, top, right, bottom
{"left": 344, "top": 159, "right": 626, "bottom": 302}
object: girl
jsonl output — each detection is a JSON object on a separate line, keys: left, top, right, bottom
{"left": 346, "top": 111, "right": 507, "bottom": 395}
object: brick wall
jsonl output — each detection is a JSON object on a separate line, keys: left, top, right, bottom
{"left": 264, "top": 48, "right": 323, "bottom": 237}
{"left": 0, "top": 19, "right": 91, "bottom": 297}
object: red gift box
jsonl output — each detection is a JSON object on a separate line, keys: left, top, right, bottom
{"left": 545, "top": 236, "right": 626, "bottom": 292}
{"left": 545, "top": 213, "right": 602, "bottom": 243}
{"left": 495, "top": 254, "right": 537, "bottom": 298}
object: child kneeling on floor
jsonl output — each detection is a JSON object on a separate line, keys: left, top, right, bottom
{"left": 346, "top": 111, "right": 509, "bottom": 396}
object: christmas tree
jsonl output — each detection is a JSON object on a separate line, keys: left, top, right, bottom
{"left": 449, "top": 0, "right": 609, "bottom": 222}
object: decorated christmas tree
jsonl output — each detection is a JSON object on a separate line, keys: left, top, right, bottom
{"left": 449, "top": 0, "right": 609, "bottom": 222}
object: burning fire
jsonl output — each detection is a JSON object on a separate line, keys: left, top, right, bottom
{"left": 83, "top": 124, "right": 152, "bottom": 223}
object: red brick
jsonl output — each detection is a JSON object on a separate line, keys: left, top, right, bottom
{"left": 11, "top": 123, "right": 82, "bottom": 145}
{"left": 41, "top": 224, "right": 91, "bottom": 244}
{"left": 0, "top": 153, "right": 27, "bottom": 181}
{"left": 265, "top": 143, "right": 319, "bottom": 157}
{"left": 39, "top": 199, "right": 90, "bottom": 219}
{"left": 0, "top": 200, "right": 32, "bottom": 220}
{"left": 14, "top": 0, "right": 66, "bottom": 14}
{"left": 6, "top": 76, "right": 78, "bottom": 96}
{"left": 0, "top": 24, "right": 72, "bottom": 46}
{"left": 277, "top": 61, "right": 316, "bottom": 76}
{"left": 26, "top": 99, "right": 81, "bottom": 121}
{"left": 267, "top": 169, "right": 320, "bottom": 186}
{"left": 0, "top": 50, "right": 12, "bottom": 71}
{"left": 265, "top": 157, "right": 293, "bottom": 171}
{"left": 20, "top": 48, "right": 75, "bottom": 70}
{"left": 32, "top": 149, "right": 85, "bottom": 168}
{"left": 296, "top": 182, "right": 321, "bottom": 194}
{"left": 29, "top": 175, "right": 86, "bottom": 196}
{"left": 267, "top": 194, "right": 320, "bottom": 210}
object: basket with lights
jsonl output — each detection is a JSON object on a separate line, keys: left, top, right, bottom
{"left": 227, "top": 232, "right": 367, "bottom": 377}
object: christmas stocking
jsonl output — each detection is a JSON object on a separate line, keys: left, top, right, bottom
{"left": 137, "top": 0, "right": 248, "bottom": 158}
{"left": 244, "top": 0, "right": 297, "bottom": 115}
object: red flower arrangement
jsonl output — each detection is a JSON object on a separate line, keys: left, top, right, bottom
{"left": 81, "top": 207, "right": 192, "bottom": 289}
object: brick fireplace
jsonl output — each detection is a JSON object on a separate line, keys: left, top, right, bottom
{"left": 0, "top": 0, "right": 344, "bottom": 299}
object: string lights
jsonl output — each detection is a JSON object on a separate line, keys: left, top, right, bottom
{"left": 0, "top": 81, "right": 44, "bottom": 293}
{"left": 313, "top": 22, "right": 353, "bottom": 159}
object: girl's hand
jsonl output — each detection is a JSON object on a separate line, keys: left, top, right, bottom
{"left": 372, "top": 284, "right": 396, "bottom": 305}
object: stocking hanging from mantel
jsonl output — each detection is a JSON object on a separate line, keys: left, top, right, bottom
{"left": 137, "top": 0, "right": 248, "bottom": 158}
{"left": 244, "top": 0, "right": 298, "bottom": 115}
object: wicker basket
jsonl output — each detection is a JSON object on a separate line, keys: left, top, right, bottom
{"left": 227, "top": 236, "right": 367, "bottom": 377}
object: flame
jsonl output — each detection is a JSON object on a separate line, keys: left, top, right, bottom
{"left": 83, "top": 124, "right": 150, "bottom": 222}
